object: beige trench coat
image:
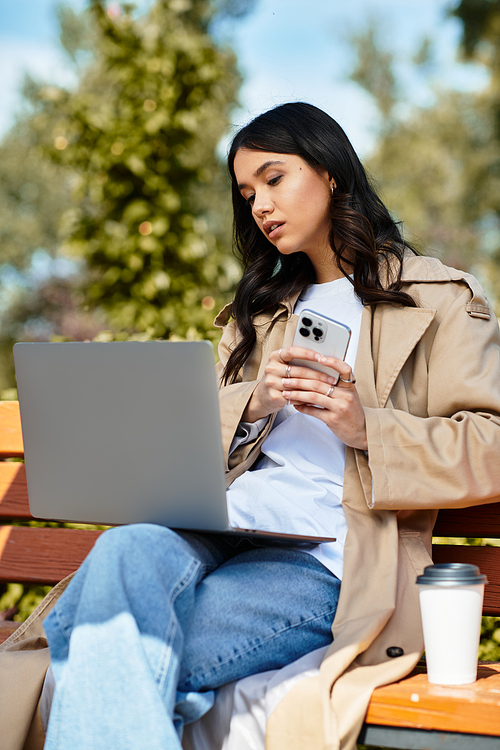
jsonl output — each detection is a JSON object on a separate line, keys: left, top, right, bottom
{"left": 2, "top": 254, "right": 500, "bottom": 750}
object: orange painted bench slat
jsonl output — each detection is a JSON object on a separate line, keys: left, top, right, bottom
{"left": 0, "top": 463, "right": 32, "bottom": 519}
{"left": 0, "top": 402, "right": 24, "bottom": 459}
{"left": 0, "top": 526, "right": 103, "bottom": 584}
{"left": 367, "top": 663, "right": 500, "bottom": 735}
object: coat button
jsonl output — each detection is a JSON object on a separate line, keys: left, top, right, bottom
{"left": 386, "top": 646, "right": 404, "bottom": 658}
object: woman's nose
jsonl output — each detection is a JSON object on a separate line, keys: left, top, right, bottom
{"left": 252, "top": 192, "right": 273, "bottom": 217}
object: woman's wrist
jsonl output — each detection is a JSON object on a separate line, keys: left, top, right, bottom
{"left": 242, "top": 386, "right": 271, "bottom": 422}
{"left": 242, "top": 399, "right": 268, "bottom": 422}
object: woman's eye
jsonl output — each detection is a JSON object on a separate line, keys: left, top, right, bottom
{"left": 246, "top": 194, "right": 255, "bottom": 206}
{"left": 268, "top": 175, "right": 282, "bottom": 186}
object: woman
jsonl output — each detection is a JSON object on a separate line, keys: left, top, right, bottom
{"left": 2, "top": 102, "right": 500, "bottom": 750}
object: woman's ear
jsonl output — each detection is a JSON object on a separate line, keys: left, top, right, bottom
{"left": 329, "top": 175, "right": 337, "bottom": 191}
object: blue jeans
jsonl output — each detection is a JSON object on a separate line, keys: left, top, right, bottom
{"left": 43, "top": 524, "right": 340, "bottom": 749}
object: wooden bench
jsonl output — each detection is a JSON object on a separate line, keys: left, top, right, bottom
{"left": 1, "top": 400, "right": 500, "bottom": 749}
{"left": 0, "top": 401, "right": 103, "bottom": 643}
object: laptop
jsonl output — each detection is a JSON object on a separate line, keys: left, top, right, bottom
{"left": 13, "top": 341, "right": 335, "bottom": 544}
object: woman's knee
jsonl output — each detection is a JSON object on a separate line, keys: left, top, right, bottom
{"left": 92, "top": 523, "right": 179, "bottom": 565}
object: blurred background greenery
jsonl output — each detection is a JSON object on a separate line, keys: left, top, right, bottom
{"left": 0, "top": 0, "right": 247, "bottom": 390}
{"left": 1, "top": 1, "right": 500, "bottom": 725}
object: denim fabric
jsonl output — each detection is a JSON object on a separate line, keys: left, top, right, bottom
{"left": 43, "top": 524, "right": 340, "bottom": 750}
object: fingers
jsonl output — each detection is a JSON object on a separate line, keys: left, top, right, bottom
{"left": 271, "top": 352, "right": 337, "bottom": 386}
{"left": 282, "top": 366, "right": 336, "bottom": 385}
{"left": 281, "top": 377, "right": 336, "bottom": 395}
{"left": 315, "top": 356, "right": 355, "bottom": 385}
{"left": 282, "top": 376, "right": 358, "bottom": 411}
{"left": 273, "top": 349, "right": 365, "bottom": 449}
{"left": 286, "top": 385, "right": 367, "bottom": 450}
{"left": 275, "top": 360, "right": 354, "bottom": 389}
{"left": 270, "top": 346, "right": 357, "bottom": 412}
{"left": 337, "top": 372, "right": 356, "bottom": 385}
{"left": 275, "top": 347, "right": 354, "bottom": 384}
{"left": 282, "top": 385, "right": 340, "bottom": 406}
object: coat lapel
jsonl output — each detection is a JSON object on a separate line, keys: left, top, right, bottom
{"left": 369, "top": 304, "right": 436, "bottom": 408}
{"left": 352, "top": 307, "right": 378, "bottom": 410}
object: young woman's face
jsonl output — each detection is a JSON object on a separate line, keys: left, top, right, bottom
{"left": 233, "top": 148, "right": 335, "bottom": 272}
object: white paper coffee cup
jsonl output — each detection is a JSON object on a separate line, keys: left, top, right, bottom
{"left": 417, "top": 563, "right": 487, "bottom": 685}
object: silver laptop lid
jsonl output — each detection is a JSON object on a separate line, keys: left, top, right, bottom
{"left": 13, "top": 341, "right": 229, "bottom": 530}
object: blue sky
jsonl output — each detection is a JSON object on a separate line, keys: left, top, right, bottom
{"left": 0, "top": 0, "right": 489, "bottom": 156}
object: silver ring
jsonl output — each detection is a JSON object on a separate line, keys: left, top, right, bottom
{"left": 278, "top": 348, "right": 286, "bottom": 364}
{"left": 325, "top": 386, "right": 335, "bottom": 398}
{"left": 339, "top": 373, "right": 356, "bottom": 384}
{"left": 285, "top": 365, "right": 291, "bottom": 378}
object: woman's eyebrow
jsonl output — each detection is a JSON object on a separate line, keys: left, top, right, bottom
{"left": 255, "top": 159, "right": 285, "bottom": 177}
{"left": 237, "top": 160, "right": 285, "bottom": 191}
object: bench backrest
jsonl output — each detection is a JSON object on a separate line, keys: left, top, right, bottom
{"left": 1, "top": 401, "right": 499, "bottom": 614}
{"left": 0, "top": 402, "right": 103, "bottom": 585}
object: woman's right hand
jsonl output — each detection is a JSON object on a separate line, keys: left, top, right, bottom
{"left": 242, "top": 346, "right": 338, "bottom": 422}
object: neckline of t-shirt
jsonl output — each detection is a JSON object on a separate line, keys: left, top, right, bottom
{"left": 300, "top": 275, "right": 354, "bottom": 301}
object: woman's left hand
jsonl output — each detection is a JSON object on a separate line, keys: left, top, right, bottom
{"left": 280, "top": 346, "right": 368, "bottom": 451}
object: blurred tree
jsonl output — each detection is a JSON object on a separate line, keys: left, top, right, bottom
{"left": 348, "top": 21, "right": 500, "bottom": 303}
{"left": 0, "top": 0, "right": 249, "bottom": 389}
{"left": 366, "top": 88, "right": 500, "bottom": 271}
{"left": 451, "top": 0, "right": 500, "bottom": 289}
{"left": 0, "top": 126, "right": 72, "bottom": 272}
{"left": 350, "top": 23, "right": 398, "bottom": 125}
{"left": 29, "top": 0, "right": 243, "bottom": 340}
{"left": 0, "top": 267, "right": 105, "bottom": 391}
{"left": 452, "top": 0, "right": 500, "bottom": 65}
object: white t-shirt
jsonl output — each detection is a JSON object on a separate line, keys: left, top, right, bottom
{"left": 226, "top": 276, "right": 363, "bottom": 579}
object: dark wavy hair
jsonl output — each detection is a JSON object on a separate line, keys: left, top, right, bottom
{"left": 223, "top": 102, "right": 417, "bottom": 385}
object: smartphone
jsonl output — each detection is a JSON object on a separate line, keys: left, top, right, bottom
{"left": 291, "top": 309, "right": 351, "bottom": 383}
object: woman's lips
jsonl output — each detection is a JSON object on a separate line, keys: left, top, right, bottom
{"left": 265, "top": 222, "right": 285, "bottom": 239}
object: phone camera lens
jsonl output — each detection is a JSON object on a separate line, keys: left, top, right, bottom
{"left": 299, "top": 327, "right": 310, "bottom": 337}
{"left": 312, "top": 327, "right": 322, "bottom": 337}
{"left": 302, "top": 317, "right": 312, "bottom": 327}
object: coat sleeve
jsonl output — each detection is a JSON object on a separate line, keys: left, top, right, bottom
{"left": 215, "top": 319, "right": 268, "bottom": 471}
{"left": 361, "top": 286, "right": 500, "bottom": 510}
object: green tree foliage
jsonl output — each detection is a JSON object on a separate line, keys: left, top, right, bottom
{"left": 368, "top": 90, "right": 500, "bottom": 272}
{"left": 479, "top": 616, "right": 500, "bottom": 660}
{"left": 0, "top": 125, "right": 72, "bottom": 272}
{"left": 452, "top": 0, "right": 500, "bottom": 65}
{"left": 347, "top": 20, "right": 500, "bottom": 305}
{"left": 350, "top": 24, "right": 398, "bottom": 124}
{"left": 0, "top": 0, "right": 247, "bottom": 391}
{"left": 29, "top": 0, "right": 242, "bottom": 340}
{"left": 450, "top": 1, "right": 500, "bottom": 289}
{"left": 0, "top": 116, "right": 79, "bottom": 388}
